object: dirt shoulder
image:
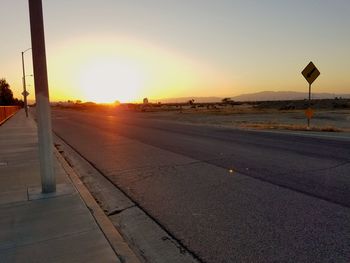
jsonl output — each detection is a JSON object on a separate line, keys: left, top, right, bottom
{"left": 52, "top": 100, "right": 350, "bottom": 133}
{"left": 136, "top": 106, "right": 350, "bottom": 133}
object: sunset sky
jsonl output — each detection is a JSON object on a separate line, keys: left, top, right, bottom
{"left": 1, "top": 0, "right": 350, "bottom": 103}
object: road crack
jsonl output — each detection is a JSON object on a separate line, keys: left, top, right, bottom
{"left": 107, "top": 205, "right": 136, "bottom": 216}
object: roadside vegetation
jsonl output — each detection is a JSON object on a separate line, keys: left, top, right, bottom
{"left": 0, "top": 78, "right": 24, "bottom": 106}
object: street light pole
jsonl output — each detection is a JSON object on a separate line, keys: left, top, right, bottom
{"left": 21, "top": 48, "right": 31, "bottom": 118}
{"left": 28, "top": 0, "right": 56, "bottom": 193}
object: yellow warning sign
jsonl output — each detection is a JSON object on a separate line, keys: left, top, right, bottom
{"left": 302, "top": 62, "right": 320, "bottom": 85}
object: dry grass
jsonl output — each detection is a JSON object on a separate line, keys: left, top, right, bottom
{"left": 180, "top": 105, "right": 271, "bottom": 115}
{"left": 239, "top": 122, "right": 343, "bottom": 132}
{"left": 54, "top": 103, "right": 350, "bottom": 133}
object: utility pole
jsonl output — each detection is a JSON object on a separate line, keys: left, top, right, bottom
{"left": 21, "top": 48, "right": 31, "bottom": 118}
{"left": 28, "top": 0, "right": 56, "bottom": 193}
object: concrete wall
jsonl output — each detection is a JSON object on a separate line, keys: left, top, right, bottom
{"left": 0, "top": 106, "right": 20, "bottom": 125}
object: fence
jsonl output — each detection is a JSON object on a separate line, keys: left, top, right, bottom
{"left": 0, "top": 106, "right": 21, "bottom": 125}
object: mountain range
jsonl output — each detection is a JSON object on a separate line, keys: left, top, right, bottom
{"left": 155, "top": 91, "right": 350, "bottom": 103}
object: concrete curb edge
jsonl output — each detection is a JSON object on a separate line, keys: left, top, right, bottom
{"left": 54, "top": 148, "right": 142, "bottom": 263}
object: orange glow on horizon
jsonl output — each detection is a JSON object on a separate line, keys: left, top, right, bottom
{"left": 46, "top": 36, "right": 234, "bottom": 103}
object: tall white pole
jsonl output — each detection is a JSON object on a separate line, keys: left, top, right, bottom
{"left": 28, "top": 0, "right": 56, "bottom": 193}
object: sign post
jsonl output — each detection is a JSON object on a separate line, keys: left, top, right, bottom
{"left": 28, "top": 0, "right": 56, "bottom": 193}
{"left": 301, "top": 61, "right": 320, "bottom": 130}
{"left": 21, "top": 49, "right": 31, "bottom": 118}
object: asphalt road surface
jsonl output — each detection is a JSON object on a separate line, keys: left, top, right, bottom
{"left": 51, "top": 109, "right": 350, "bottom": 263}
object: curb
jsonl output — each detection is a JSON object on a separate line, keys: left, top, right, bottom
{"left": 54, "top": 148, "right": 142, "bottom": 263}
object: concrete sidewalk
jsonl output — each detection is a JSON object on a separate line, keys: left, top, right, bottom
{"left": 0, "top": 110, "right": 132, "bottom": 262}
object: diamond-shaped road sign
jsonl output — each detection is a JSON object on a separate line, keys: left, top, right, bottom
{"left": 302, "top": 62, "right": 320, "bottom": 85}
{"left": 22, "top": 91, "right": 30, "bottom": 97}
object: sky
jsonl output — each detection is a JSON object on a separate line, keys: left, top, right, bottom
{"left": 1, "top": 0, "right": 350, "bottom": 103}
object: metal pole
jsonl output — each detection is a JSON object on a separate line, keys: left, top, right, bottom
{"left": 309, "top": 83, "right": 311, "bottom": 101}
{"left": 21, "top": 52, "right": 29, "bottom": 117}
{"left": 307, "top": 83, "right": 311, "bottom": 129}
{"left": 28, "top": 0, "right": 56, "bottom": 193}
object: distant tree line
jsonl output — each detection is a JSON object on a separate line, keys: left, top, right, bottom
{"left": 0, "top": 78, "right": 24, "bottom": 106}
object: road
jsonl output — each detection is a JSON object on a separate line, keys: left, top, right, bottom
{"left": 51, "top": 109, "right": 350, "bottom": 263}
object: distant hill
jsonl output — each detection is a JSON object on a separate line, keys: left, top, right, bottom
{"left": 154, "top": 91, "right": 350, "bottom": 104}
{"left": 231, "top": 91, "right": 350, "bottom": 101}
{"left": 151, "top": 96, "right": 222, "bottom": 103}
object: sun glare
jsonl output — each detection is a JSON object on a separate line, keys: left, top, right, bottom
{"left": 48, "top": 36, "right": 233, "bottom": 103}
{"left": 78, "top": 57, "right": 145, "bottom": 103}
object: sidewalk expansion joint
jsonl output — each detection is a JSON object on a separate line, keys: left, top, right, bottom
{"left": 0, "top": 228, "right": 96, "bottom": 252}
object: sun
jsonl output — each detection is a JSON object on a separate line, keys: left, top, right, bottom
{"left": 78, "top": 57, "right": 145, "bottom": 103}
